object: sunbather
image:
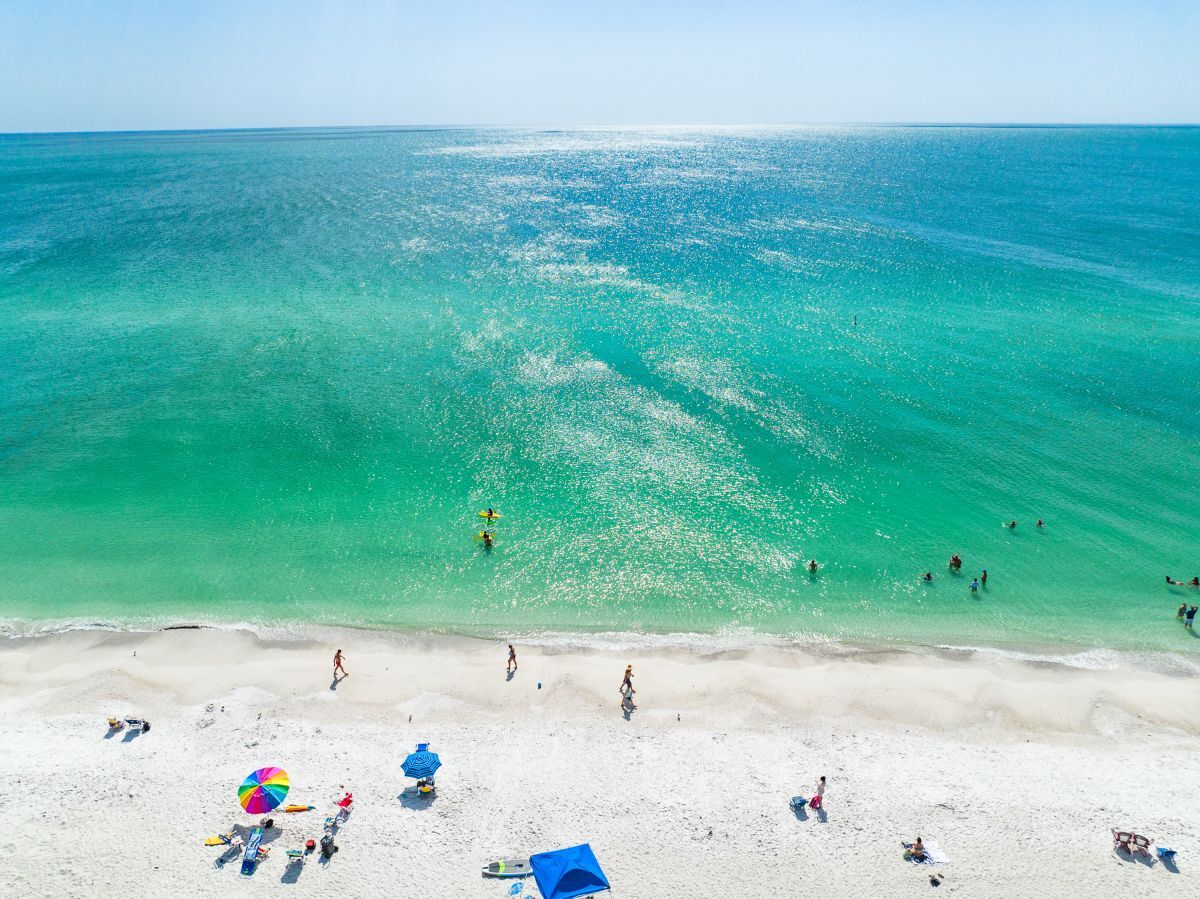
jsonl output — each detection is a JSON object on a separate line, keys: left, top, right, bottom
{"left": 903, "top": 836, "right": 928, "bottom": 861}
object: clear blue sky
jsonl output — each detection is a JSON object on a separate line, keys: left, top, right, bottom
{"left": 1, "top": 0, "right": 1197, "bottom": 132}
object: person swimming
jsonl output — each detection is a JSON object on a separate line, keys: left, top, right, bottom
{"left": 481, "top": 529, "right": 494, "bottom": 547}
{"left": 1036, "top": 519, "right": 1044, "bottom": 527}
{"left": 807, "top": 560, "right": 819, "bottom": 573}
{"left": 923, "top": 572, "right": 933, "bottom": 582}
{"left": 949, "top": 555, "right": 962, "bottom": 570}
{"left": 1007, "top": 520, "right": 1017, "bottom": 529}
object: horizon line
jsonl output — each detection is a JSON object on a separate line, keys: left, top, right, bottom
{"left": 3, "top": 121, "right": 1199, "bottom": 138}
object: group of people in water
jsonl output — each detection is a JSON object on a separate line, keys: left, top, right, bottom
{"left": 921, "top": 554, "right": 989, "bottom": 595}
{"left": 1166, "top": 575, "right": 1199, "bottom": 629}
{"left": 477, "top": 508, "right": 501, "bottom": 548}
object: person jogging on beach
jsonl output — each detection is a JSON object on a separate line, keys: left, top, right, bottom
{"left": 333, "top": 649, "right": 348, "bottom": 678}
{"left": 507, "top": 644, "right": 517, "bottom": 673}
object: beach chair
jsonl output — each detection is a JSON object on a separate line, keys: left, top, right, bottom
{"left": 1111, "top": 830, "right": 1134, "bottom": 853}
{"left": 124, "top": 717, "right": 150, "bottom": 732}
{"left": 240, "top": 826, "right": 265, "bottom": 876}
{"left": 1132, "top": 834, "right": 1153, "bottom": 854}
{"left": 285, "top": 849, "right": 305, "bottom": 866}
{"left": 106, "top": 718, "right": 124, "bottom": 732}
{"left": 1156, "top": 847, "right": 1177, "bottom": 863}
{"left": 790, "top": 796, "right": 808, "bottom": 811}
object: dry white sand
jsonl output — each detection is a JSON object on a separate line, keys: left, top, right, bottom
{"left": 0, "top": 627, "right": 1196, "bottom": 898}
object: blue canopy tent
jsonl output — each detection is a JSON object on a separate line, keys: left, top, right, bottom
{"left": 529, "top": 844, "right": 610, "bottom": 899}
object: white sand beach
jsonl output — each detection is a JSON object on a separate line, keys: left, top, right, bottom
{"left": 1, "top": 627, "right": 1196, "bottom": 898}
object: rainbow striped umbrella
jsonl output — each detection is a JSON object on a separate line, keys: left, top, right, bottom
{"left": 238, "top": 767, "right": 290, "bottom": 815}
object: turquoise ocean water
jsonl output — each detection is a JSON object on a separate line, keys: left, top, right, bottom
{"left": 2, "top": 126, "right": 1198, "bottom": 656}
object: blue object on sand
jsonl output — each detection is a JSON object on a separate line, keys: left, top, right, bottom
{"left": 790, "top": 796, "right": 808, "bottom": 810}
{"left": 402, "top": 746, "right": 442, "bottom": 780}
{"left": 1157, "top": 847, "right": 1176, "bottom": 861}
{"left": 240, "top": 826, "right": 264, "bottom": 876}
{"left": 530, "top": 843, "right": 610, "bottom": 899}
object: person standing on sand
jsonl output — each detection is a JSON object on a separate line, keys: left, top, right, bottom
{"left": 619, "top": 665, "right": 635, "bottom": 708}
{"left": 333, "top": 649, "right": 348, "bottom": 678}
{"left": 810, "top": 775, "right": 827, "bottom": 809}
{"left": 507, "top": 644, "right": 517, "bottom": 673}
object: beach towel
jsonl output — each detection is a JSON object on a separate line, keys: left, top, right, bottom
{"left": 907, "top": 839, "right": 950, "bottom": 866}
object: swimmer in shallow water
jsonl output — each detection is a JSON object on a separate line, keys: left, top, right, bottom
{"left": 807, "top": 560, "right": 819, "bottom": 573}
{"left": 922, "top": 572, "right": 933, "bottom": 582}
{"left": 1007, "top": 520, "right": 1017, "bottom": 529}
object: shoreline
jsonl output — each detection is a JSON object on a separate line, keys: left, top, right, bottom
{"left": 2, "top": 626, "right": 1196, "bottom": 897}
{"left": 4, "top": 614, "right": 1199, "bottom": 679}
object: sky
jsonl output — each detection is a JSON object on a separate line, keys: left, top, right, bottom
{"left": 1, "top": 0, "right": 1197, "bottom": 132}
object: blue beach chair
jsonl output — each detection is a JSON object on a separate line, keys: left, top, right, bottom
{"left": 240, "top": 827, "right": 264, "bottom": 876}
{"left": 1156, "top": 846, "right": 1177, "bottom": 863}
{"left": 790, "top": 796, "right": 808, "bottom": 811}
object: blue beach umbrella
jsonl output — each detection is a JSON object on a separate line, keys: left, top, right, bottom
{"left": 402, "top": 744, "right": 442, "bottom": 779}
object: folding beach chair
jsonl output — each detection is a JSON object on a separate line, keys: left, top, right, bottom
{"left": 1132, "top": 834, "right": 1153, "bottom": 854}
{"left": 790, "top": 796, "right": 808, "bottom": 811}
{"left": 1156, "top": 847, "right": 1176, "bottom": 863}
{"left": 1111, "top": 830, "right": 1134, "bottom": 853}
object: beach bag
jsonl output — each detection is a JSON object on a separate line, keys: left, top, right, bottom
{"left": 810, "top": 795, "right": 822, "bottom": 810}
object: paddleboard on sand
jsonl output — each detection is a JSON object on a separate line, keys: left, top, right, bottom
{"left": 482, "top": 858, "right": 531, "bottom": 877}
{"left": 284, "top": 804, "right": 315, "bottom": 813}
{"left": 204, "top": 832, "right": 234, "bottom": 846}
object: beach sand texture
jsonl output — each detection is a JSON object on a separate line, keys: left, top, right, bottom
{"left": 1, "top": 628, "right": 1195, "bottom": 898}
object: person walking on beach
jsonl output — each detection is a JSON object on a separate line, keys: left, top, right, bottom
{"left": 507, "top": 644, "right": 517, "bottom": 673}
{"left": 333, "top": 649, "right": 348, "bottom": 678}
{"left": 1187, "top": 606, "right": 1197, "bottom": 629}
{"left": 619, "top": 665, "right": 636, "bottom": 708}
{"left": 810, "top": 775, "right": 827, "bottom": 810}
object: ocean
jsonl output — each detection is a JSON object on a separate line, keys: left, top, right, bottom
{"left": 2, "top": 125, "right": 1198, "bottom": 656}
